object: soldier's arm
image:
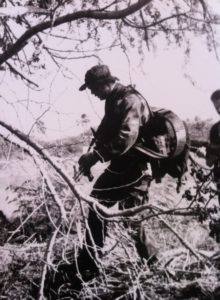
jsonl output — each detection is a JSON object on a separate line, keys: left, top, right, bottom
{"left": 206, "top": 143, "right": 220, "bottom": 167}
{"left": 94, "top": 95, "right": 149, "bottom": 162}
{"left": 207, "top": 143, "right": 220, "bottom": 152}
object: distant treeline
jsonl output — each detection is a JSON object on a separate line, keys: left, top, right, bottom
{"left": 185, "top": 117, "right": 213, "bottom": 146}
{"left": 0, "top": 117, "right": 214, "bottom": 160}
{"left": 0, "top": 133, "right": 89, "bottom": 160}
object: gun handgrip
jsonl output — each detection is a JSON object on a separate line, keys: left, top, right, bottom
{"left": 87, "top": 171, "right": 94, "bottom": 182}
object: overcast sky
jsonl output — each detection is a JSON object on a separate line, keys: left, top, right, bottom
{"left": 0, "top": 2, "right": 220, "bottom": 140}
{"left": 39, "top": 37, "right": 220, "bottom": 139}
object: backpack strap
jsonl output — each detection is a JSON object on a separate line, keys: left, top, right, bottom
{"left": 134, "top": 144, "right": 169, "bottom": 159}
{"left": 126, "top": 86, "right": 188, "bottom": 160}
{"left": 129, "top": 85, "right": 154, "bottom": 119}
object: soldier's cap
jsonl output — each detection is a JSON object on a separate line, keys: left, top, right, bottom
{"left": 211, "top": 90, "right": 220, "bottom": 101}
{"left": 79, "top": 64, "right": 118, "bottom": 91}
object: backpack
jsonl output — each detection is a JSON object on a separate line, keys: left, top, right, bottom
{"left": 104, "top": 85, "right": 189, "bottom": 191}
{"left": 134, "top": 106, "right": 190, "bottom": 191}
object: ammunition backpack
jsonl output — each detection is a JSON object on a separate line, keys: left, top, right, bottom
{"left": 100, "top": 85, "right": 189, "bottom": 189}
{"left": 134, "top": 106, "right": 190, "bottom": 188}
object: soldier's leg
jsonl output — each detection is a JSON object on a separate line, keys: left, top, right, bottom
{"left": 76, "top": 207, "right": 107, "bottom": 276}
{"left": 119, "top": 177, "right": 158, "bottom": 265}
{"left": 133, "top": 222, "right": 158, "bottom": 265}
{"left": 76, "top": 170, "right": 119, "bottom": 277}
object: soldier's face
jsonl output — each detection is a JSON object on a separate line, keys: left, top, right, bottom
{"left": 212, "top": 98, "right": 220, "bottom": 114}
{"left": 89, "top": 84, "right": 110, "bottom": 100}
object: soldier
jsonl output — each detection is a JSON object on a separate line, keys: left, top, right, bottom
{"left": 76, "top": 64, "right": 157, "bottom": 281}
{"left": 197, "top": 90, "right": 220, "bottom": 204}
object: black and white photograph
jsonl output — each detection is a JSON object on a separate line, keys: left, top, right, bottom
{"left": 0, "top": 1, "right": 220, "bottom": 299}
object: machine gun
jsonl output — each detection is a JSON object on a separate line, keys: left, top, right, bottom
{"left": 73, "top": 127, "right": 97, "bottom": 182}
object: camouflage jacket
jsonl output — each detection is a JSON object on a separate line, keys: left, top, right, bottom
{"left": 207, "top": 121, "right": 220, "bottom": 172}
{"left": 94, "top": 83, "right": 150, "bottom": 171}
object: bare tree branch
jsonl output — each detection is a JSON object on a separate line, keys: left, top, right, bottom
{"left": 38, "top": 217, "right": 61, "bottom": 300}
{"left": 6, "top": 62, "right": 39, "bottom": 88}
{"left": 32, "top": 155, "right": 68, "bottom": 221}
{"left": 0, "top": 119, "right": 196, "bottom": 220}
{"left": 122, "top": 11, "right": 213, "bottom": 30}
{"left": 154, "top": 213, "right": 203, "bottom": 262}
{"left": 0, "top": 0, "right": 152, "bottom": 65}
{"left": 0, "top": 6, "right": 50, "bottom": 17}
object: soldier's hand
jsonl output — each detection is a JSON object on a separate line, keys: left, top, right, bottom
{"left": 196, "top": 146, "right": 206, "bottom": 158}
{"left": 78, "top": 151, "right": 99, "bottom": 176}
